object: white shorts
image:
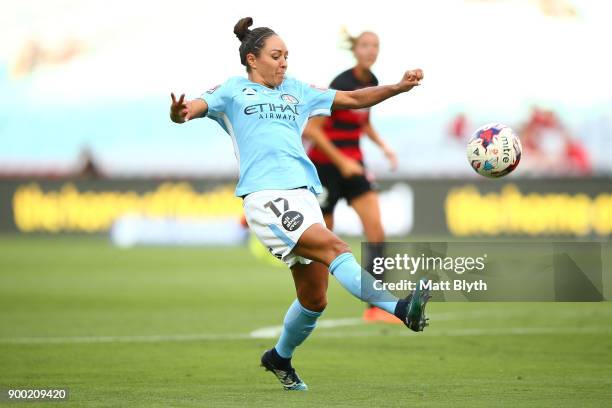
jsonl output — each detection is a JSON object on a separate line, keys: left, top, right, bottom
{"left": 243, "top": 188, "right": 325, "bottom": 268}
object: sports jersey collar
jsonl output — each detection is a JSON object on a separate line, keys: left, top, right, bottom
{"left": 247, "top": 80, "right": 280, "bottom": 92}
{"left": 244, "top": 77, "right": 290, "bottom": 93}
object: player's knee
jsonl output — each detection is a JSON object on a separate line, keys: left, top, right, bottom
{"left": 303, "top": 293, "right": 327, "bottom": 313}
{"left": 329, "top": 238, "right": 351, "bottom": 260}
{"left": 319, "top": 236, "right": 351, "bottom": 265}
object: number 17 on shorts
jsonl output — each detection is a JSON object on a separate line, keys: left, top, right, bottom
{"left": 242, "top": 188, "right": 325, "bottom": 267}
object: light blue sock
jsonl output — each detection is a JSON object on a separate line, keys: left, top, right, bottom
{"left": 275, "top": 299, "right": 322, "bottom": 359}
{"left": 329, "top": 252, "right": 398, "bottom": 314}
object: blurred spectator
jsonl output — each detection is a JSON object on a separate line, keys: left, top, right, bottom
{"left": 77, "top": 147, "right": 103, "bottom": 179}
{"left": 11, "top": 37, "right": 84, "bottom": 78}
{"left": 448, "top": 112, "right": 470, "bottom": 142}
{"left": 520, "top": 107, "right": 591, "bottom": 176}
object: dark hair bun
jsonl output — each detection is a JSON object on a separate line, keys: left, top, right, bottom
{"left": 234, "top": 17, "right": 253, "bottom": 42}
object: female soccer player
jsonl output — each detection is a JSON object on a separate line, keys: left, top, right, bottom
{"left": 169, "top": 17, "right": 428, "bottom": 391}
{"left": 304, "top": 30, "right": 399, "bottom": 323}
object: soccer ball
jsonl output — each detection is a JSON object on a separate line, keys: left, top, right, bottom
{"left": 466, "top": 123, "right": 522, "bottom": 178}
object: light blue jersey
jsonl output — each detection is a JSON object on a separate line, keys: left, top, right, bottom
{"left": 198, "top": 76, "right": 337, "bottom": 197}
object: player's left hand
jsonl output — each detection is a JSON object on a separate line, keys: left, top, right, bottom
{"left": 397, "top": 69, "right": 423, "bottom": 92}
{"left": 411, "top": 69, "right": 424, "bottom": 81}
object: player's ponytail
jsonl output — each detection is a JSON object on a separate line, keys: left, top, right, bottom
{"left": 233, "top": 17, "right": 276, "bottom": 72}
{"left": 233, "top": 17, "right": 253, "bottom": 42}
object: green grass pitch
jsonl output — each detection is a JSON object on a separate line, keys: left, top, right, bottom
{"left": 1, "top": 236, "right": 611, "bottom": 407}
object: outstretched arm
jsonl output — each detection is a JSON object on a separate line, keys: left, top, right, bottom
{"left": 332, "top": 69, "right": 423, "bottom": 110}
{"left": 169, "top": 93, "right": 208, "bottom": 124}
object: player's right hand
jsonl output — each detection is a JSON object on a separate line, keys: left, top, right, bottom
{"left": 170, "top": 93, "right": 189, "bottom": 122}
{"left": 339, "top": 157, "right": 364, "bottom": 178}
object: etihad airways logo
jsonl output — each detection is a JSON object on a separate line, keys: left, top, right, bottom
{"left": 243, "top": 103, "right": 299, "bottom": 121}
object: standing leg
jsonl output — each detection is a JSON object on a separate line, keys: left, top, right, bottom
{"left": 261, "top": 261, "right": 328, "bottom": 391}
{"left": 273, "top": 262, "right": 328, "bottom": 359}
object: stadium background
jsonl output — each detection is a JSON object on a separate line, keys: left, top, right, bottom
{"left": 1, "top": 1, "right": 611, "bottom": 406}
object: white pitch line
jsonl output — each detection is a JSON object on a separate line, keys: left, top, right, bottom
{"left": 0, "top": 333, "right": 252, "bottom": 345}
{"left": 2, "top": 326, "right": 610, "bottom": 345}
{"left": 0, "top": 318, "right": 363, "bottom": 345}
{"left": 2, "top": 311, "right": 611, "bottom": 345}
{"left": 246, "top": 310, "right": 522, "bottom": 339}
{"left": 250, "top": 318, "right": 363, "bottom": 338}
{"left": 247, "top": 309, "right": 570, "bottom": 339}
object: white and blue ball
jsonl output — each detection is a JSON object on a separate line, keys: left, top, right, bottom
{"left": 467, "top": 123, "right": 522, "bottom": 178}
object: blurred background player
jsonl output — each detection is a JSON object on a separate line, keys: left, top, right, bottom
{"left": 303, "top": 30, "right": 399, "bottom": 323}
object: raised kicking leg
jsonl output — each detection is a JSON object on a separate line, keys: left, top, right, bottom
{"left": 293, "top": 223, "right": 430, "bottom": 329}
